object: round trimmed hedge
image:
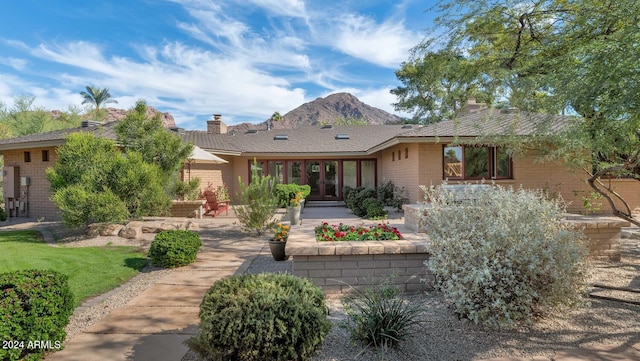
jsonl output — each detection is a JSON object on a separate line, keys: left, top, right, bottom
{"left": 186, "top": 273, "right": 331, "bottom": 361}
{"left": 148, "top": 230, "right": 201, "bottom": 268}
{"left": 0, "top": 269, "right": 74, "bottom": 361}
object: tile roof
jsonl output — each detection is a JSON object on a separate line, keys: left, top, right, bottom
{"left": 398, "top": 108, "right": 570, "bottom": 138}
{"left": 0, "top": 121, "right": 119, "bottom": 150}
{"left": 207, "top": 124, "right": 413, "bottom": 154}
{"left": 0, "top": 109, "right": 572, "bottom": 154}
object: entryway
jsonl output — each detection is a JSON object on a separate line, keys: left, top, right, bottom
{"left": 305, "top": 160, "right": 338, "bottom": 201}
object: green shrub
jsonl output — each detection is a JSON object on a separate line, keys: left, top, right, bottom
{"left": 172, "top": 178, "right": 201, "bottom": 201}
{"left": 341, "top": 281, "right": 423, "bottom": 349}
{"left": 0, "top": 269, "right": 74, "bottom": 361}
{"left": 234, "top": 162, "right": 279, "bottom": 235}
{"left": 0, "top": 206, "right": 7, "bottom": 221}
{"left": 351, "top": 188, "right": 377, "bottom": 217}
{"left": 377, "top": 180, "right": 410, "bottom": 211}
{"left": 51, "top": 185, "right": 129, "bottom": 227}
{"left": 186, "top": 273, "right": 331, "bottom": 361}
{"left": 148, "top": 230, "right": 202, "bottom": 268}
{"left": 342, "top": 186, "right": 360, "bottom": 209}
{"left": 274, "top": 183, "right": 311, "bottom": 207}
{"left": 422, "top": 184, "right": 589, "bottom": 329}
{"left": 362, "top": 198, "right": 387, "bottom": 219}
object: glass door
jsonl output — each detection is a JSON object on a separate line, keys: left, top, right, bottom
{"left": 305, "top": 160, "right": 339, "bottom": 200}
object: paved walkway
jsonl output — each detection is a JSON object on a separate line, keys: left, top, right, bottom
{"left": 3, "top": 207, "right": 638, "bottom": 360}
{"left": 43, "top": 214, "right": 263, "bottom": 361}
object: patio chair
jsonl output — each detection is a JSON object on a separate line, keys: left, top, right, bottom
{"left": 203, "top": 190, "right": 229, "bottom": 217}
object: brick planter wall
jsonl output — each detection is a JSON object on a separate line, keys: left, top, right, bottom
{"left": 565, "top": 215, "right": 629, "bottom": 262}
{"left": 168, "top": 200, "right": 206, "bottom": 218}
{"left": 286, "top": 224, "right": 431, "bottom": 296}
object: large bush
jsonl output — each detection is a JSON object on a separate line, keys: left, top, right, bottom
{"left": 47, "top": 100, "right": 192, "bottom": 227}
{"left": 422, "top": 185, "right": 589, "bottom": 329}
{"left": 234, "top": 163, "right": 279, "bottom": 235}
{"left": 0, "top": 269, "right": 74, "bottom": 361}
{"left": 186, "top": 273, "right": 331, "bottom": 361}
{"left": 148, "top": 230, "right": 202, "bottom": 268}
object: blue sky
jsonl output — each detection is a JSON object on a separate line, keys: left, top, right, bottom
{"left": 0, "top": 0, "right": 439, "bottom": 129}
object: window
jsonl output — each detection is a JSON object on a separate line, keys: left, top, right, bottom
{"left": 343, "top": 161, "right": 358, "bottom": 188}
{"left": 405, "top": 147, "right": 408, "bottom": 159}
{"left": 443, "top": 145, "right": 512, "bottom": 180}
{"left": 287, "top": 161, "right": 302, "bottom": 184}
{"left": 398, "top": 150, "right": 401, "bottom": 160}
{"left": 24, "top": 151, "right": 31, "bottom": 163}
{"left": 42, "top": 150, "right": 49, "bottom": 162}
{"left": 268, "top": 161, "right": 284, "bottom": 184}
{"left": 392, "top": 152, "right": 395, "bottom": 161}
{"left": 361, "top": 160, "right": 376, "bottom": 188}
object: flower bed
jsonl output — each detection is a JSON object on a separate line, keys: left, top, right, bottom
{"left": 314, "top": 222, "right": 403, "bottom": 242}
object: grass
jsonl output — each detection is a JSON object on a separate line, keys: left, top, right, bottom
{"left": 0, "top": 230, "right": 148, "bottom": 306}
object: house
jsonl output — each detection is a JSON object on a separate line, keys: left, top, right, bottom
{"left": 2, "top": 109, "right": 639, "bottom": 221}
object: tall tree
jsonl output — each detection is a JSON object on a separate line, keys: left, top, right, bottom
{"left": 115, "top": 100, "right": 193, "bottom": 177}
{"left": 392, "top": 50, "right": 492, "bottom": 122}
{"left": 403, "top": 0, "right": 640, "bottom": 224}
{"left": 80, "top": 86, "right": 117, "bottom": 112}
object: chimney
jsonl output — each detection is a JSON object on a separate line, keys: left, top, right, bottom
{"left": 461, "top": 98, "right": 486, "bottom": 114}
{"left": 207, "top": 114, "right": 227, "bottom": 134}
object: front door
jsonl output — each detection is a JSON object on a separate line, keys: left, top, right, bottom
{"left": 306, "top": 160, "right": 339, "bottom": 200}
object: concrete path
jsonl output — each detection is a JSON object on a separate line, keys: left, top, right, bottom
{"left": 44, "top": 216, "right": 264, "bottom": 361}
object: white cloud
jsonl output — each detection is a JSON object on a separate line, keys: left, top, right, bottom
{"left": 333, "top": 14, "right": 420, "bottom": 68}
{"left": 22, "top": 40, "right": 306, "bottom": 127}
{"left": 246, "top": 0, "right": 307, "bottom": 19}
{"left": 0, "top": 57, "right": 28, "bottom": 71}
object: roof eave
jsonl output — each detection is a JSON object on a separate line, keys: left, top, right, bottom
{"left": 0, "top": 140, "right": 65, "bottom": 151}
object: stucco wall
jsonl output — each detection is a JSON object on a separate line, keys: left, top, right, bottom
{"left": 2, "top": 147, "right": 59, "bottom": 220}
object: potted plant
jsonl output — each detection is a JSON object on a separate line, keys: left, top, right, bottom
{"left": 287, "top": 192, "right": 303, "bottom": 224}
{"left": 268, "top": 223, "right": 290, "bottom": 261}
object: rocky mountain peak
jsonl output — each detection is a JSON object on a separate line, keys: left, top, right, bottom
{"left": 227, "top": 92, "right": 402, "bottom": 133}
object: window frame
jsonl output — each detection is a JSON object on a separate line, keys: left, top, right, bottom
{"left": 442, "top": 144, "right": 512, "bottom": 180}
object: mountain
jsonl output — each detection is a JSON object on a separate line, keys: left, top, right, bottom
{"left": 51, "top": 106, "right": 177, "bottom": 128}
{"left": 228, "top": 93, "right": 402, "bottom": 133}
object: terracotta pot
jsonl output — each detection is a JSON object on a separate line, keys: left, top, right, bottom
{"left": 268, "top": 239, "right": 289, "bottom": 261}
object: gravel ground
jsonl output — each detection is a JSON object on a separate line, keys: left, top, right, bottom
{"left": 11, "top": 220, "right": 638, "bottom": 360}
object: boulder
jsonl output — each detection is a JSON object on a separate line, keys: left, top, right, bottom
{"left": 119, "top": 224, "right": 142, "bottom": 239}
{"left": 100, "top": 223, "right": 124, "bottom": 236}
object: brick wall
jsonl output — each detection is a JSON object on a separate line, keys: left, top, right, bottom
{"left": 184, "top": 161, "right": 234, "bottom": 197}
{"left": 379, "top": 144, "right": 421, "bottom": 203}
{"left": 292, "top": 253, "right": 430, "bottom": 295}
{"left": 2, "top": 147, "right": 59, "bottom": 220}
{"left": 378, "top": 143, "right": 640, "bottom": 215}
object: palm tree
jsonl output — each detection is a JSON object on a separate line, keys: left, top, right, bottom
{"left": 269, "top": 111, "right": 283, "bottom": 130}
{"left": 80, "top": 86, "right": 117, "bottom": 111}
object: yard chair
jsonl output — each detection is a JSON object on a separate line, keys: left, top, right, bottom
{"left": 203, "top": 190, "right": 229, "bottom": 217}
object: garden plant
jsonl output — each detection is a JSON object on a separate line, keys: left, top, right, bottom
{"left": 422, "top": 184, "right": 589, "bottom": 329}
{"left": 341, "top": 280, "right": 424, "bottom": 350}
{"left": 186, "top": 273, "right": 330, "bottom": 361}
{"left": 148, "top": 230, "right": 202, "bottom": 268}
{"left": 315, "top": 222, "right": 402, "bottom": 242}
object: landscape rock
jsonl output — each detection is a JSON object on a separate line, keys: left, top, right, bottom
{"left": 119, "top": 224, "right": 142, "bottom": 239}
{"left": 99, "top": 224, "right": 124, "bottom": 236}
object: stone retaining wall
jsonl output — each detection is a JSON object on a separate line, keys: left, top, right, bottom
{"left": 286, "top": 225, "right": 431, "bottom": 295}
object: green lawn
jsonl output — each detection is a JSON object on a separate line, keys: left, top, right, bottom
{"left": 0, "top": 230, "right": 148, "bottom": 306}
